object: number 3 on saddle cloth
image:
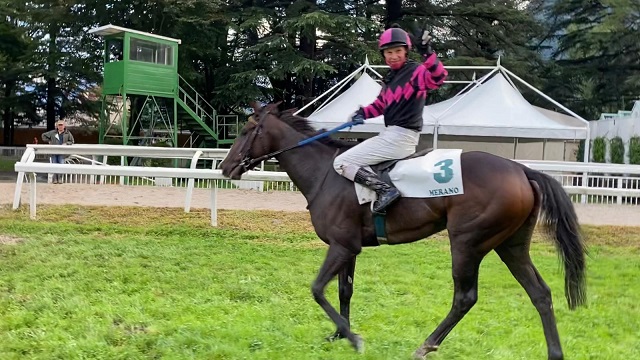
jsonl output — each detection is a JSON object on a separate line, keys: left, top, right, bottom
{"left": 357, "top": 148, "right": 465, "bottom": 243}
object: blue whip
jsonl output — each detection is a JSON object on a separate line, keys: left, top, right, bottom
{"left": 297, "top": 121, "right": 362, "bottom": 146}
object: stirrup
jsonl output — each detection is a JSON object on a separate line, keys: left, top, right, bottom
{"left": 372, "top": 190, "right": 401, "bottom": 214}
{"left": 371, "top": 200, "right": 386, "bottom": 215}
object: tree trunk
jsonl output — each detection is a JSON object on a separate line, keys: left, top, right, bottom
{"left": 298, "top": 29, "right": 316, "bottom": 107}
{"left": 385, "top": 0, "right": 403, "bottom": 26}
{"left": 296, "top": 0, "right": 317, "bottom": 108}
{"left": 46, "top": 77, "right": 56, "bottom": 130}
{"left": 3, "top": 82, "right": 14, "bottom": 146}
{"left": 46, "top": 24, "right": 58, "bottom": 130}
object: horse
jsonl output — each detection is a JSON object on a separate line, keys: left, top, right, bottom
{"left": 219, "top": 102, "right": 587, "bottom": 360}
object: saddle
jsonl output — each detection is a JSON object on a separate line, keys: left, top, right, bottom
{"left": 371, "top": 148, "right": 433, "bottom": 185}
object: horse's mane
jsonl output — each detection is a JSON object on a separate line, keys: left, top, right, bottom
{"left": 274, "top": 108, "right": 358, "bottom": 150}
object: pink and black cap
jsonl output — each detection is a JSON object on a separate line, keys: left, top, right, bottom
{"left": 378, "top": 27, "right": 412, "bottom": 50}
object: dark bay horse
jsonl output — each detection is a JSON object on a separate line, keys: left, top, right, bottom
{"left": 219, "top": 103, "right": 587, "bottom": 360}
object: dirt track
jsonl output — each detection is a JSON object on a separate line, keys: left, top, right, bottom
{"left": 1, "top": 183, "right": 639, "bottom": 227}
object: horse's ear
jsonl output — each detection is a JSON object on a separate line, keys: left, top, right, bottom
{"left": 265, "top": 101, "right": 283, "bottom": 113}
{"left": 271, "top": 101, "right": 283, "bottom": 112}
{"left": 249, "top": 101, "right": 261, "bottom": 113}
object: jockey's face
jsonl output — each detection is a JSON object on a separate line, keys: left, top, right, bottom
{"left": 383, "top": 46, "right": 407, "bottom": 70}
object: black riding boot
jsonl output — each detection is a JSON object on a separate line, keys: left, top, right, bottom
{"left": 354, "top": 168, "right": 401, "bottom": 213}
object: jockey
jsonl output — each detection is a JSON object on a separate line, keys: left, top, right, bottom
{"left": 333, "top": 24, "right": 448, "bottom": 213}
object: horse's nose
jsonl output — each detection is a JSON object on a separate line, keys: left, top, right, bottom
{"left": 219, "top": 160, "right": 229, "bottom": 175}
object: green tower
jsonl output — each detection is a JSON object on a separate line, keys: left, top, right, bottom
{"left": 88, "top": 24, "right": 237, "bottom": 153}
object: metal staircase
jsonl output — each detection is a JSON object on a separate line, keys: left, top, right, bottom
{"left": 177, "top": 75, "right": 239, "bottom": 149}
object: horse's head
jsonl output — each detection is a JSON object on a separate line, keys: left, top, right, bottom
{"left": 220, "top": 101, "right": 283, "bottom": 179}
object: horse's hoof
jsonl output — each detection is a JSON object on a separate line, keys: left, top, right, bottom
{"left": 414, "top": 345, "right": 438, "bottom": 359}
{"left": 325, "top": 331, "right": 342, "bottom": 342}
{"left": 352, "top": 334, "right": 365, "bottom": 354}
{"left": 548, "top": 350, "right": 564, "bottom": 360}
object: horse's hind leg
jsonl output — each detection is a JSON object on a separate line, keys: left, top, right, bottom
{"left": 413, "top": 237, "right": 485, "bottom": 359}
{"left": 495, "top": 231, "right": 563, "bottom": 360}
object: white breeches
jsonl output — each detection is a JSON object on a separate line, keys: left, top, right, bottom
{"left": 333, "top": 126, "right": 420, "bottom": 180}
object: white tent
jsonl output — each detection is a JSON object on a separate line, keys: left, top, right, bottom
{"left": 425, "top": 73, "right": 588, "bottom": 139}
{"left": 307, "top": 72, "right": 435, "bottom": 134}
{"left": 298, "top": 60, "right": 590, "bottom": 161}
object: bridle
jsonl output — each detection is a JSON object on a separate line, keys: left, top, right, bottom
{"left": 232, "top": 106, "right": 348, "bottom": 208}
{"left": 236, "top": 111, "right": 267, "bottom": 173}
{"left": 236, "top": 109, "right": 324, "bottom": 173}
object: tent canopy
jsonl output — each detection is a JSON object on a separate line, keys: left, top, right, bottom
{"left": 306, "top": 72, "right": 433, "bottom": 133}
{"left": 306, "top": 68, "right": 589, "bottom": 140}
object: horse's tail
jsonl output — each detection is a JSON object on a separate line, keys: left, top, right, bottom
{"left": 523, "top": 166, "right": 587, "bottom": 310}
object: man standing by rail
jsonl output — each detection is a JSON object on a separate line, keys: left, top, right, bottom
{"left": 41, "top": 120, "right": 74, "bottom": 184}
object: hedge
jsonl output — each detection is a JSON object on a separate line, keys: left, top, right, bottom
{"left": 609, "top": 136, "right": 625, "bottom": 164}
{"left": 630, "top": 136, "right": 640, "bottom": 165}
{"left": 592, "top": 137, "right": 606, "bottom": 163}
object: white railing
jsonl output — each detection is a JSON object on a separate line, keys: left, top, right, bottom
{"left": 21, "top": 144, "right": 262, "bottom": 189}
{"left": 518, "top": 160, "right": 640, "bottom": 205}
{"left": 11, "top": 145, "right": 640, "bottom": 226}
{"left": 13, "top": 155, "right": 290, "bottom": 226}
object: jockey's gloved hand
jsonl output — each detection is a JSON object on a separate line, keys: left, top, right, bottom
{"left": 413, "top": 29, "right": 433, "bottom": 57}
{"left": 351, "top": 109, "right": 365, "bottom": 125}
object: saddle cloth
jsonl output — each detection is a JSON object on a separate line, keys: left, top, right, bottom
{"left": 356, "top": 148, "right": 464, "bottom": 205}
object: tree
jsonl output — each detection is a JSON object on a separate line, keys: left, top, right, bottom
{"left": 19, "top": 1, "right": 105, "bottom": 130}
{"left": 215, "top": 0, "right": 379, "bottom": 112}
{"left": 2, "top": 0, "right": 627, "bottom": 141}
{"left": 0, "top": 1, "right": 35, "bottom": 145}
{"left": 545, "top": 0, "right": 640, "bottom": 118}
{"left": 320, "top": 0, "right": 546, "bottom": 105}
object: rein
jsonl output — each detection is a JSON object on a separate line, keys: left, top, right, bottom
{"left": 239, "top": 114, "right": 360, "bottom": 172}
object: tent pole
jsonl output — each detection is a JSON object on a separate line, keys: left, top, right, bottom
{"left": 513, "top": 137, "right": 518, "bottom": 159}
{"left": 313, "top": 70, "right": 362, "bottom": 112}
{"left": 500, "top": 67, "right": 519, "bottom": 90}
{"left": 424, "top": 68, "right": 498, "bottom": 146}
{"left": 581, "top": 127, "right": 591, "bottom": 204}
{"left": 433, "top": 126, "right": 439, "bottom": 149}
{"left": 293, "top": 64, "right": 366, "bottom": 116}
{"left": 363, "top": 63, "right": 384, "bottom": 79}
{"left": 434, "top": 68, "right": 500, "bottom": 120}
{"left": 452, "top": 70, "right": 495, "bottom": 97}
{"left": 370, "top": 65, "right": 498, "bottom": 70}
{"left": 499, "top": 66, "right": 590, "bottom": 126}
{"left": 583, "top": 127, "right": 591, "bottom": 163}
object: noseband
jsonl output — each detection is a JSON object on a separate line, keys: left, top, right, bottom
{"left": 237, "top": 111, "right": 267, "bottom": 172}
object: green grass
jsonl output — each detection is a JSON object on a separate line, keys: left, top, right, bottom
{"left": 0, "top": 158, "right": 18, "bottom": 171}
{"left": 1, "top": 205, "right": 639, "bottom": 360}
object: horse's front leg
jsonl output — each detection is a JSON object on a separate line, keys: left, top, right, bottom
{"left": 326, "top": 254, "right": 357, "bottom": 342}
{"left": 312, "top": 243, "right": 363, "bottom": 353}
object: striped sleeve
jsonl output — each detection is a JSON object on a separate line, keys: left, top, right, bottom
{"left": 361, "top": 91, "right": 386, "bottom": 119}
{"left": 420, "top": 53, "right": 448, "bottom": 90}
